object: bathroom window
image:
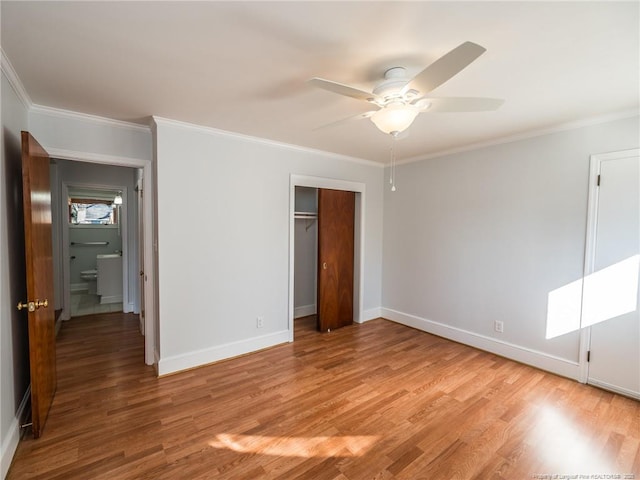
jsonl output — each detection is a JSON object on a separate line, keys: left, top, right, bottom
{"left": 69, "top": 198, "right": 119, "bottom": 225}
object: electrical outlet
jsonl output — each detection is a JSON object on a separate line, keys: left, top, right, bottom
{"left": 494, "top": 320, "right": 504, "bottom": 333}
{"left": 257, "top": 316, "right": 264, "bottom": 328}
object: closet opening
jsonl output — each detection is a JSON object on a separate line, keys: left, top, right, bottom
{"left": 289, "top": 175, "right": 365, "bottom": 341}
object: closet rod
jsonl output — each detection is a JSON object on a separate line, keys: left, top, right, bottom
{"left": 294, "top": 211, "right": 317, "bottom": 219}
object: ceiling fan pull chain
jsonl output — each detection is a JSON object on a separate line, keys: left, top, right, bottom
{"left": 390, "top": 133, "right": 397, "bottom": 192}
{"left": 389, "top": 143, "right": 394, "bottom": 186}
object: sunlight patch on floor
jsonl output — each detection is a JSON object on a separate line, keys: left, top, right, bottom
{"left": 529, "top": 405, "right": 616, "bottom": 474}
{"left": 209, "top": 433, "right": 379, "bottom": 457}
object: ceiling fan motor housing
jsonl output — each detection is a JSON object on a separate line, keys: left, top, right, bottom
{"left": 372, "top": 67, "right": 420, "bottom": 106}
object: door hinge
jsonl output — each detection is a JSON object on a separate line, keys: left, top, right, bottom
{"left": 587, "top": 350, "right": 591, "bottom": 362}
{"left": 597, "top": 175, "right": 601, "bottom": 186}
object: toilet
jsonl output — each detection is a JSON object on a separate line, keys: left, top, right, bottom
{"left": 80, "top": 269, "right": 98, "bottom": 294}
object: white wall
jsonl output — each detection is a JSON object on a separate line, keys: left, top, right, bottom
{"left": 154, "top": 118, "right": 384, "bottom": 374}
{"left": 0, "top": 70, "right": 30, "bottom": 479}
{"left": 382, "top": 115, "right": 640, "bottom": 379}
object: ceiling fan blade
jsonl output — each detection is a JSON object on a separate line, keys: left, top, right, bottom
{"left": 308, "top": 77, "right": 378, "bottom": 102}
{"left": 406, "top": 42, "right": 487, "bottom": 95}
{"left": 313, "top": 111, "right": 377, "bottom": 131}
{"left": 424, "top": 97, "right": 504, "bottom": 112}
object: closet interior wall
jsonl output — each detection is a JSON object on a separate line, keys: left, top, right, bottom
{"left": 293, "top": 187, "right": 317, "bottom": 319}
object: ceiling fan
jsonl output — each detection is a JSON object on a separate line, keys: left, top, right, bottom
{"left": 308, "top": 41, "right": 504, "bottom": 136}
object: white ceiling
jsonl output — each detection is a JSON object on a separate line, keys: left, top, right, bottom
{"left": 2, "top": 1, "right": 638, "bottom": 164}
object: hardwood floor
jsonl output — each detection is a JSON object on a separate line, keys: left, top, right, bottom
{"left": 8, "top": 313, "right": 639, "bottom": 479}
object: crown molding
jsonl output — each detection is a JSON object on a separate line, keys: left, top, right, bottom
{"left": 398, "top": 109, "right": 640, "bottom": 166}
{"left": 45, "top": 147, "right": 149, "bottom": 168}
{"left": 30, "top": 104, "right": 151, "bottom": 133}
{"left": 152, "top": 116, "right": 384, "bottom": 169}
{"left": 1, "top": 49, "right": 33, "bottom": 109}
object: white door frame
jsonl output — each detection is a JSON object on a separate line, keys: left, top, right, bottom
{"left": 579, "top": 148, "right": 640, "bottom": 384}
{"left": 47, "top": 148, "right": 156, "bottom": 366}
{"left": 288, "top": 174, "right": 366, "bottom": 342}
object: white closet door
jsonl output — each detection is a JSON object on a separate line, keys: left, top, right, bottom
{"left": 586, "top": 151, "right": 640, "bottom": 398}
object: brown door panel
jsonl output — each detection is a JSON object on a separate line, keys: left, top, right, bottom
{"left": 317, "top": 189, "right": 355, "bottom": 332}
{"left": 21, "top": 131, "right": 57, "bottom": 438}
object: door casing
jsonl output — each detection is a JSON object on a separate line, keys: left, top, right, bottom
{"left": 288, "top": 174, "right": 365, "bottom": 342}
{"left": 579, "top": 148, "right": 640, "bottom": 396}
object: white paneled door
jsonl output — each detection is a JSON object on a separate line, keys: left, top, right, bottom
{"left": 585, "top": 150, "right": 640, "bottom": 398}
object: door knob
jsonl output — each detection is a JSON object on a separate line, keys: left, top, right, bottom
{"left": 17, "top": 299, "right": 48, "bottom": 312}
{"left": 322, "top": 262, "right": 327, "bottom": 270}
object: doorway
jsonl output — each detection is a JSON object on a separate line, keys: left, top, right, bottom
{"left": 64, "top": 184, "right": 128, "bottom": 318}
{"left": 289, "top": 175, "right": 365, "bottom": 341}
{"left": 56, "top": 159, "right": 136, "bottom": 322}
{"left": 581, "top": 149, "right": 640, "bottom": 399}
{"left": 47, "top": 152, "right": 156, "bottom": 366}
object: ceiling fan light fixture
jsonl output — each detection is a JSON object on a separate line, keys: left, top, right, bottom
{"left": 371, "top": 103, "right": 419, "bottom": 135}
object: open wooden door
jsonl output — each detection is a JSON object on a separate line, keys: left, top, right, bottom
{"left": 317, "top": 189, "right": 355, "bottom": 332}
{"left": 20, "top": 131, "right": 56, "bottom": 438}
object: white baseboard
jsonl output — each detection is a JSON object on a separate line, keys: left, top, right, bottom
{"left": 100, "top": 294, "right": 123, "bottom": 305}
{"left": 294, "top": 304, "right": 316, "bottom": 319}
{"left": 587, "top": 378, "right": 640, "bottom": 400}
{"left": 70, "top": 282, "right": 88, "bottom": 292}
{"left": 157, "top": 330, "right": 289, "bottom": 376}
{"left": 360, "top": 308, "right": 382, "bottom": 323}
{"left": 381, "top": 308, "right": 580, "bottom": 381}
{"left": 1, "top": 387, "right": 30, "bottom": 479}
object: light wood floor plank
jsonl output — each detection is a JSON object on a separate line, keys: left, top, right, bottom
{"left": 7, "top": 313, "right": 639, "bottom": 479}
